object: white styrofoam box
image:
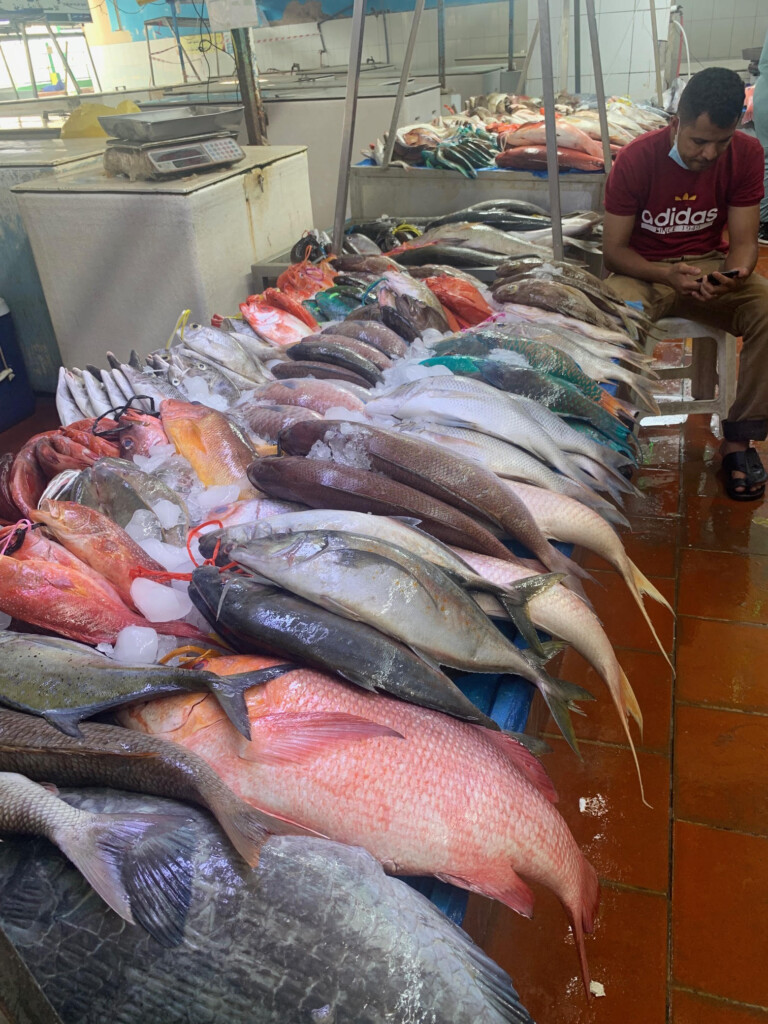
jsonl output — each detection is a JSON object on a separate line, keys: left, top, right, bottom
{"left": 350, "top": 164, "right": 606, "bottom": 221}
{"left": 13, "top": 147, "right": 312, "bottom": 371}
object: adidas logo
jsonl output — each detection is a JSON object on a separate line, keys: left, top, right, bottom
{"left": 674, "top": 192, "right": 697, "bottom": 201}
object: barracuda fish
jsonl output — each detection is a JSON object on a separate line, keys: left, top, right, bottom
{"left": 0, "top": 631, "right": 294, "bottom": 740}
{"left": 200, "top": 512, "right": 563, "bottom": 655}
{"left": 0, "top": 774, "right": 195, "bottom": 946}
{"left": 0, "top": 789, "right": 536, "bottom": 1023}
{"left": 124, "top": 667, "right": 599, "bottom": 994}
{"left": 0, "top": 708, "right": 308, "bottom": 864}
{"left": 279, "top": 420, "right": 589, "bottom": 586}
{"left": 247, "top": 456, "right": 522, "bottom": 563}
{"left": 189, "top": 567, "right": 507, "bottom": 727}
{"left": 217, "top": 529, "right": 593, "bottom": 750}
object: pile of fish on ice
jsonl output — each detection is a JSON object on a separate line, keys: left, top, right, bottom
{"left": 0, "top": 239, "right": 670, "bottom": 1022}
{"left": 367, "top": 93, "right": 668, "bottom": 174}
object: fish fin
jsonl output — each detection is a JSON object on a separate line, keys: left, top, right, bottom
{"left": 503, "top": 731, "right": 552, "bottom": 757}
{"left": 537, "top": 677, "right": 596, "bottom": 756}
{"left": 238, "top": 712, "right": 403, "bottom": 766}
{"left": 391, "top": 516, "right": 423, "bottom": 528}
{"left": 624, "top": 558, "right": 675, "bottom": 673}
{"left": 435, "top": 868, "right": 535, "bottom": 919}
{"left": 56, "top": 811, "right": 196, "bottom": 947}
{"left": 533, "top": 639, "right": 569, "bottom": 663}
{"left": 543, "top": 544, "right": 594, "bottom": 584}
{"left": 478, "top": 728, "right": 558, "bottom": 802}
{"left": 42, "top": 708, "right": 84, "bottom": 738}
{"left": 208, "top": 664, "right": 296, "bottom": 741}
{"left": 565, "top": 858, "right": 600, "bottom": 998}
{"left": 496, "top": 572, "right": 565, "bottom": 657}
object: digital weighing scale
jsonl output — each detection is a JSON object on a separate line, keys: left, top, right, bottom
{"left": 103, "top": 132, "right": 245, "bottom": 181}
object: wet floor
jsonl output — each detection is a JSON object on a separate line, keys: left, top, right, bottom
{"left": 465, "top": 256, "right": 768, "bottom": 1023}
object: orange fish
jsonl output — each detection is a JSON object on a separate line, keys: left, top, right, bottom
{"left": 30, "top": 500, "right": 164, "bottom": 610}
{"left": 423, "top": 276, "right": 494, "bottom": 328}
{"left": 276, "top": 258, "right": 336, "bottom": 302}
{"left": 239, "top": 295, "right": 313, "bottom": 347}
{"left": 117, "top": 409, "right": 170, "bottom": 459}
{"left": 262, "top": 288, "right": 319, "bottom": 331}
{"left": 159, "top": 400, "right": 256, "bottom": 490}
{"left": 123, "top": 665, "right": 600, "bottom": 994}
{"left": 0, "top": 555, "right": 206, "bottom": 645}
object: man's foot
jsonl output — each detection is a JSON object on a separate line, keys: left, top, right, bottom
{"left": 720, "top": 442, "right": 767, "bottom": 500}
{"left": 759, "top": 223, "right": 768, "bottom": 245}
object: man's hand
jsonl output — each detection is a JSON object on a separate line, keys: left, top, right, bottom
{"left": 662, "top": 262, "right": 704, "bottom": 295}
{"left": 695, "top": 266, "right": 750, "bottom": 302}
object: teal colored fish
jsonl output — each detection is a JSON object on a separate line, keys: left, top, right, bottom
{"left": 564, "top": 419, "right": 639, "bottom": 462}
{"left": 421, "top": 355, "right": 484, "bottom": 376}
{"left": 312, "top": 288, "right": 362, "bottom": 320}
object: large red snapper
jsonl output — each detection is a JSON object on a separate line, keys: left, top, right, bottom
{"left": 123, "top": 665, "right": 600, "bottom": 993}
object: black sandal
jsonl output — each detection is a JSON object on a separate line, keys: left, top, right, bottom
{"left": 722, "top": 449, "right": 767, "bottom": 501}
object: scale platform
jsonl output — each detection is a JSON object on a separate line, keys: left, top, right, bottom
{"left": 103, "top": 131, "right": 245, "bottom": 182}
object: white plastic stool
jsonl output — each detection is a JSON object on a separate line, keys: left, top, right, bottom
{"left": 645, "top": 317, "right": 738, "bottom": 421}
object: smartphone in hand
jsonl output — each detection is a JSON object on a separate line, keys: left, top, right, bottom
{"left": 697, "top": 269, "right": 741, "bottom": 284}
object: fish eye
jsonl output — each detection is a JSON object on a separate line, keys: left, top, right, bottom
{"left": 170, "top": 376, "right": 181, "bottom": 386}
{"left": 196, "top": 362, "right": 206, "bottom": 370}
{"left": 123, "top": 437, "right": 135, "bottom": 451}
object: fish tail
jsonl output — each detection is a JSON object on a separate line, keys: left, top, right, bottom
{"left": 624, "top": 558, "right": 675, "bottom": 672}
{"left": 497, "top": 571, "right": 566, "bottom": 656}
{"left": 57, "top": 811, "right": 196, "bottom": 947}
{"left": 565, "top": 856, "right": 600, "bottom": 998}
{"left": 537, "top": 675, "right": 596, "bottom": 755}
{"left": 597, "top": 390, "right": 639, "bottom": 425}
{"left": 543, "top": 543, "right": 594, "bottom": 584}
{"left": 207, "top": 664, "right": 297, "bottom": 741}
{"left": 211, "top": 794, "right": 285, "bottom": 867}
{"left": 610, "top": 666, "right": 649, "bottom": 807}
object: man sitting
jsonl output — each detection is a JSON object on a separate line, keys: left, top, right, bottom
{"left": 603, "top": 67, "right": 767, "bottom": 500}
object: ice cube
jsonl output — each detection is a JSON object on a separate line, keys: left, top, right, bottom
{"left": 197, "top": 484, "right": 241, "bottom": 509}
{"left": 151, "top": 499, "right": 183, "bottom": 530}
{"left": 125, "top": 509, "right": 162, "bottom": 543}
{"left": 113, "top": 626, "right": 159, "bottom": 664}
{"left": 0, "top": 611, "right": 11, "bottom": 630}
{"left": 131, "top": 578, "right": 194, "bottom": 622}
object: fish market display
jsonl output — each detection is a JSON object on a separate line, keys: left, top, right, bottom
{"left": 0, "top": 789, "right": 535, "bottom": 1024}
{"left": 0, "top": 196, "right": 671, "bottom": 1014}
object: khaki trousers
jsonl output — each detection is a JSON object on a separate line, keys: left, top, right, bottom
{"left": 608, "top": 253, "right": 768, "bottom": 441}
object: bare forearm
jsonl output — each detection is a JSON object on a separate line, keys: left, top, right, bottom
{"left": 603, "top": 245, "right": 673, "bottom": 285}
{"left": 725, "top": 241, "right": 758, "bottom": 275}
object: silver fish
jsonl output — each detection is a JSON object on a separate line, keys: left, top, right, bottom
{"left": 81, "top": 369, "right": 113, "bottom": 418}
{"left": 55, "top": 367, "right": 82, "bottom": 426}
{"left": 182, "top": 325, "right": 270, "bottom": 384}
{"left": 63, "top": 370, "right": 95, "bottom": 419}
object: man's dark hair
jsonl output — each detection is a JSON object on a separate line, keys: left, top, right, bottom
{"left": 677, "top": 67, "right": 745, "bottom": 127}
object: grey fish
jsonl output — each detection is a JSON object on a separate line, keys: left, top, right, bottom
{"left": 55, "top": 368, "right": 82, "bottom": 427}
{"left": 0, "top": 773, "right": 195, "bottom": 946}
{"left": 287, "top": 338, "right": 384, "bottom": 386}
{"left": 0, "top": 631, "right": 294, "bottom": 741}
{"left": 86, "top": 457, "right": 189, "bottom": 545}
{"left": 221, "top": 530, "right": 592, "bottom": 750}
{"left": 101, "top": 368, "right": 130, "bottom": 411}
{"left": 392, "top": 245, "right": 506, "bottom": 268}
{"left": 0, "top": 788, "right": 535, "bottom": 1024}
{"left": 182, "top": 325, "right": 271, "bottom": 384}
{"left": 81, "top": 369, "right": 113, "bottom": 418}
{"left": 236, "top": 403, "right": 322, "bottom": 443}
{"left": 63, "top": 369, "right": 95, "bottom": 419}
{"left": 321, "top": 321, "right": 407, "bottom": 359}
{"left": 190, "top": 567, "right": 504, "bottom": 728}
{"left": 166, "top": 351, "right": 242, "bottom": 405}
{"left": 494, "top": 279, "right": 632, "bottom": 337}
{"left": 0, "top": 708, "right": 311, "bottom": 865}
{"left": 120, "top": 362, "right": 186, "bottom": 406}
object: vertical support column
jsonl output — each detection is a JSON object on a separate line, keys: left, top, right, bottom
{"left": 585, "top": 0, "right": 613, "bottom": 176}
{"left": 574, "top": 0, "right": 580, "bottom": 92}
{"left": 383, "top": 0, "right": 426, "bottom": 168}
{"left": 82, "top": 26, "right": 103, "bottom": 92}
{"left": 232, "top": 27, "right": 267, "bottom": 146}
{"left": 537, "top": 0, "right": 564, "bottom": 260}
{"left": 145, "top": 24, "right": 156, "bottom": 87}
{"left": 437, "top": 0, "right": 446, "bottom": 91}
{"left": 167, "top": 0, "right": 189, "bottom": 83}
{"left": 47, "top": 25, "right": 81, "bottom": 96}
{"left": 518, "top": 20, "right": 539, "bottom": 93}
{"left": 648, "top": 0, "right": 664, "bottom": 107}
{"left": 21, "top": 23, "right": 39, "bottom": 99}
{"left": 507, "top": 0, "right": 515, "bottom": 71}
{"left": 559, "top": 0, "right": 571, "bottom": 93}
{"left": 331, "top": 0, "right": 366, "bottom": 253}
{"left": 0, "top": 41, "right": 20, "bottom": 99}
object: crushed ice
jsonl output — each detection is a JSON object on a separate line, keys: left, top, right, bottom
{"left": 131, "top": 577, "right": 194, "bottom": 622}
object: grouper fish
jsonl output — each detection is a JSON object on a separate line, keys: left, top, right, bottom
{"left": 0, "top": 788, "right": 535, "bottom": 1023}
{"left": 0, "top": 631, "right": 294, "bottom": 740}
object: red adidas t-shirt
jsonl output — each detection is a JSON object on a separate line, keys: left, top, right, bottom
{"left": 604, "top": 126, "right": 764, "bottom": 260}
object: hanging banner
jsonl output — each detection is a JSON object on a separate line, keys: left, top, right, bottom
{"left": 0, "top": 1, "right": 91, "bottom": 20}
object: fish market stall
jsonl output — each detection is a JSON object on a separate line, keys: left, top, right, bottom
{"left": 0, "top": 138, "right": 107, "bottom": 393}
{"left": 12, "top": 145, "right": 312, "bottom": 372}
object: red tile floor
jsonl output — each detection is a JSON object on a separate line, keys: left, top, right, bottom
{"left": 464, "top": 263, "right": 768, "bottom": 1023}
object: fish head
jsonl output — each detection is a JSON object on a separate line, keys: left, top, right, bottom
{"left": 118, "top": 408, "right": 169, "bottom": 458}
{"left": 30, "top": 499, "right": 105, "bottom": 539}
{"left": 237, "top": 530, "right": 330, "bottom": 569}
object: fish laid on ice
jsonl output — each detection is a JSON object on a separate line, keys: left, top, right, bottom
{"left": 239, "top": 378, "right": 367, "bottom": 415}
{"left": 0, "top": 772, "right": 195, "bottom": 946}
{"left": 0, "top": 707, "right": 309, "bottom": 863}
{"left": 0, "top": 788, "right": 535, "bottom": 1023}
{"left": 191, "top": 567, "right": 536, "bottom": 724}
{"left": 236, "top": 403, "right": 322, "bottom": 444}
{"left": 240, "top": 296, "right": 314, "bottom": 347}
{"left": 321, "top": 320, "right": 408, "bottom": 359}
{"left": 125, "top": 667, "right": 600, "bottom": 992}
{"left": 182, "top": 325, "right": 271, "bottom": 384}
{"left": 247, "top": 456, "right": 521, "bottom": 562}
{"left": 280, "top": 420, "right": 589, "bottom": 584}
{"left": 270, "top": 359, "right": 373, "bottom": 388}
{"left": 0, "top": 631, "right": 294, "bottom": 740}
{"left": 160, "top": 399, "right": 256, "bottom": 491}
{"left": 218, "top": 529, "right": 592, "bottom": 748}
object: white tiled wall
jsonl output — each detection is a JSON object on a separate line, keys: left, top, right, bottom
{"left": 682, "top": 0, "right": 767, "bottom": 61}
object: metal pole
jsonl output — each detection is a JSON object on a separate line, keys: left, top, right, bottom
{"left": 47, "top": 25, "right": 81, "bottom": 95}
{"left": 648, "top": 0, "right": 664, "bottom": 107}
{"left": 507, "top": 0, "right": 515, "bottom": 71}
{"left": 21, "top": 23, "right": 39, "bottom": 99}
{"left": 585, "top": 0, "right": 613, "bottom": 175}
{"left": 82, "top": 26, "right": 103, "bottom": 92}
{"left": 518, "top": 20, "right": 539, "bottom": 93}
{"left": 559, "top": 0, "right": 570, "bottom": 93}
{"left": 573, "top": 0, "right": 580, "bottom": 92}
{"left": 168, "top": 0, "right": 189, "bottom": 83}
{"left": 145, "top": 24, "right": 156, "bottom": 87}
{"left": 383, "top": 0, "right": 425, "bottom": 168}
{"left": 331, "top": 0, "right": 366, "bottom": 253}
{"left": 537, "top": 0, "right": 564, "bottom": 260}
{"left": 437, "top": 0, "right": 446, "bottom": 91}
{"left": 0, "top": 41, "right": 20, "bottom": 99}
{"left": 232, "top": 27, "right": 266, "bottom": 145}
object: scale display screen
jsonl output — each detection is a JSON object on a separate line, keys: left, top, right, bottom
{"left": 168, "top": 148, "right": 204, "bottom": 161}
